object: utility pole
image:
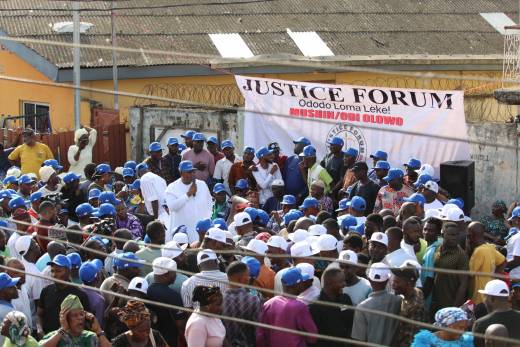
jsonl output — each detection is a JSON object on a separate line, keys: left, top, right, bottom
{"left": 111, "top": 3, "right": 119, "bottom": 110}
{"left": 72, "top": 0, "right": 81, "bottom": 129}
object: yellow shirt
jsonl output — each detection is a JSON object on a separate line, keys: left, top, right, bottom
{"left": 8, "top": 142, "right": 54, "bottom": 176}
{"left": 470, "top": 243, "right": 506, "bottom": 304}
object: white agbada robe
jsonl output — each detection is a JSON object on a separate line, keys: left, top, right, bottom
{"left": 140, "top": 171, "right": 170, "bottom": 231}
{"left": 166, "top": 178, "right": 213, "bottom": 243}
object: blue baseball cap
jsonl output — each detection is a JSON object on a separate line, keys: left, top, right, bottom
{"left": 352, "top": 223, "right": 365, "bottom": 235}
{"left": 241, "top": 256, "right": 261, "bottom": 279}
{"left": 341, "top": 216, "right": 358, "bottom": 230}
{"left": 8, "top": 196, "right": 28, "bottom": 210}
{"left": 370, "top": 150, "right": 388, "bottom": 161}
{"left": 149, "top": 142, "right": 162, "bottom": 153}
{"left": 0, "top": 190, "right": 12, "bottom": 201}
{"left": 136, "top": 163, "right": 149, "bottom": 173}
{"left": 350, "top": 196, "right": 367, "bottom": 212}
{"left": 181, "top": 130, "right": 196, "bottom": 139}
{"left": 281, "top": 195, "right": 296, "bottom": 205}
{"left": 76, "top": 203, "right": 95, "bottom": 218}
{"left": 374, "top": 161, "right": 390, "bottom": 170}
{"left": 328, "top": 136, "right": 344, "bottom": 147}
{"left": 179, "top": 160, "right": 196, "bottom": 172}
{"left": 17, "top": 175, "right": 33, "bottom": 185}
{"left": 114, "top": 252, "right": 144, "bottom": 269}
{"left": 343, "top": 148, "right": 359, "bottom": 157}
{"left": 281, "top": 267, "right": 303, "bottom": 286}
{"left": 255, "top": 146, "right": 272, "bottom": 160}
{"left": 0, "top": 220, "right": 8, "bottom": 228}
{"left": 404, "top": 158, "right": 422, "bottom": 170}
{"left": 383, "top": 168, "right": 404, "bottom": 182}
{"left": 404, "top": 193, "right": 426, "bottom": 207}
{"left": 293, "top": 137, "right": 311, "bottom": 146}
{"left": 283, "top": 209, "right": 303, "bottom": 225}
{"left": 244, "top": 207, "right": 259, "bottom": 222}
{"left": 207, "top": 136, "right": 218, "bottom": 144}
{"left": 90, "top": 235, "right": 110, "bottom": 247}
{"left": 299, "top": 197, "right": 319, "bottom": 210}
{"left": 93, "top": 203, "right": 116, "bottom": 218}
{"left": 509, "top": 207, "right": 520, "bottom": 221}
{"left": 0, "top": 273, "right": 19, "bottom": 290}
{"left": 63, "top": 172, "right": 81, "bottom": 184}
{"left": 243, "top": 146, "right": 255, "bottom": 154}
{"left": 47, "top": 254, "right": 72, "bottom": 269}
{"left": 124, "top": 161, "right": 137, "bottom": 170}
{"left": 167, "top": 137, "right": 179, "bottom": 146}
{"left": 256, "top": 210, "right": 269, "bottom": 226}
{"left": 192, "top": 133, "right": 205, "bottom": 142}
{"left": 94, "top": 163, "right": 112, "bottom": 175}
{"left": 212, "top": 218, "right": 228, "bottom": 230}
{"left": 129, "top": 179, "right": 141, "bottom": 190}
{"left": 221, "top": 140, "right": 234, "bottom": 150}
{"left": 99, "top": 191, "right": 118, "bottom": 205}
{"left": 212, "top": 183, "right": 227, "bottom": 194}
{"left": 235, "top": 179, "right": 248, "bottom": 190}
{"left": 29, "top": 191, "right": 43, "bottom": 203}
{"left": 414, "top": 174, "right": 433, "bottom": 188}
{"left": 301, "top": 145, "right": 316, "bottom": 157}
{"left": 122, "top": 168, "right": 135, "bottom": 178}
{"left": 196, "top": 218, "right": 212, "bottom": 233}
{"left": 44, "top": 159, "right": 63, "bottom": 171}
{"left": 336, "top": 198, "right": 350, "bottom": 212}
{"left": 2, "top": 176, "right": 17, "bottom": 185}
{"left": 178, "top": 144, "right": 187, "bottom": 152}
{"left": 79, "top": 260, "right": 102, "bottom": 283}
{"left": 66, "top": 253, "right": 82, "bottom": 269}
{"left": 88, "top": 188, "right": 101, "bottom": 200}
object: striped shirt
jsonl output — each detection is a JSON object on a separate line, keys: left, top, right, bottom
{"left": 181, "top": 270, "right": 229, "bottom": 308}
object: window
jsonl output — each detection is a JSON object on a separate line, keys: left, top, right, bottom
{"left": 22, "top": 101, "right": 51, "bottom": 133}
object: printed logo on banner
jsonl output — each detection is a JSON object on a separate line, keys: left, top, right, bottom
{"left": 326, "top": 123, "right": 367, "bottom": 161}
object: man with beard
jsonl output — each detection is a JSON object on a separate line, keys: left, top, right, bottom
{"left": 182, "top": 133, "right": 215, "bottom": 183}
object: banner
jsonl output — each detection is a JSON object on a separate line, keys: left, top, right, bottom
{"left": 236, "top": 75, "right": 470, "bottom": 177}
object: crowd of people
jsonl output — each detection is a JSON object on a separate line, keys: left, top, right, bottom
{"left": 0, "top": 126, "right": 517, "bottom": 346}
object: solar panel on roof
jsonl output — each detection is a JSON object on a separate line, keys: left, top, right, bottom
{"left": 209, "top": 33, "right": 254, "bottom": 58}
{"left": 287, "top": 29, "right": 334, "bottom": 57}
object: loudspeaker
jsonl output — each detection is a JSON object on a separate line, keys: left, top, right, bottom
{"left": 440, "top": 160, "right": 475, "bottom": 215}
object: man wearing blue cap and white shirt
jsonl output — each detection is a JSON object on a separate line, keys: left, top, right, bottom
{"left": 283, "top": 137, "right": 310, "bottom": 203}
{"left": 0, "top": 272, "right": 20, "bottom": 344}
{"left": 144, "top": 141, "right": 164, "bottom": 176}
{"left": 300, "top": 145, "right": 333, "bottom": 195}
{"left": 17, "top": 174, "right": 33, "bottom": 200}
{"left": 161, "top": 137, "right": 182, "bottom": 184}
{"left": 368, "top": 150, "right": 388, "bottom": 182}
{"left": 213, "top": 139, "right": 241, "bottom": 194}
{"left": 166, "top": 160, "right": 212, "bottom": 243}
{"left": 253, "top": 146, "right": 283, "bottom": 205}
{"left": 374, "top": 168, "right": 413, "bottom": 215}
{"left": 137, "top": 162, "right": 170, "bottom": 231}
{"left": 320, "top": 136, "right": 345, "bottom": 198}
{"left": 182, "top": 132, "right": 215, "bottom": 183}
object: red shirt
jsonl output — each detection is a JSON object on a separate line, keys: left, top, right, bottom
{"left": 28, "top": 219, "right": 55, "bottom": 252}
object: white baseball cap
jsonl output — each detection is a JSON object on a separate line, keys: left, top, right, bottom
{"left": 308, "top": 224, "right": 327, "bottom": 237}
{"left": 290, "top": 241, "right": 314, "bottom": 257}
{"left": 296, "top": 263, "right": 315, "bottom": 281}
{"left": 15, "top": 235, "right": 33, "bottom": 256}
{"left": 197, "top": 249, "right": 218, "bottom": 265}
{"left": 245, "top": 239, "right": 268, "bottom": 255}
{"left": 424, "top": 180, "right": 439, "bottom": 193}
{"left": 234, "top": 212, "right": 252, "bottom": 227}
{"left": 205, "top": 227, "right": 227, "bottom": 244}
{"left": 338, "top": 250, "right": 358, "bottom": 264}
{"left": 6, "top": 167, "right": 21, "bottom": 178}
{"left": 266, "top": 236, "right": 288, "bottom": 251}
{"left": 161, "top": 241, "right": 184, "bottom": 259}
{"left": 368, "top": 262, "right": 391, "bottom": 282}
{"left": 152, "top": 257, "right": 177, "bottom": 275}
{"left": 288, "top": 229, "right": 309, "bottom": 243}
{"left": 369, "top": 232, "right": 388, "bottom": 247}
{"left": 128, "top": 277, "right": 148, "bottom": 294}
{"left": 172, "top": 233, "right": 189, "bottom": 248}
{"left": 415, "top": 164, "right": 434, "bottom": 177}
{"left": 39, "top": 166, "right": 56, "bottom": 184}
{"left": 422, "top": 208, "right": 442, "bottom": 221}
{"left": 315, "top": 234, "right": 338, "bottom": 252}
{"left": 478, "top": 279, "right": 510, "bottom": 297}
{"left": 271, "top": 179, "right": 285, "bottom": 186}
{"left": 440, "top": 207, "right": 465, "bottom": 222}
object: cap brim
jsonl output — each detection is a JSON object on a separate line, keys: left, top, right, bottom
{"left": 478, "top": 289, "right": 509, "bottom": 297}
{"left": 47, "top": 261, "right": 70, "bottom": 268}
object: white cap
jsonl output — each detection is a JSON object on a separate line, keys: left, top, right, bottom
{"left": 308, "top": 224, "right": 327, "bottom": 237}
{"left": 271, "top": 179, "right": 284, "bottom": 186}
{"left": 368, "top": 262, "right": 391, "bottom": 282}
{"left": 223, "top": 230, "right": 233, "bottom": 242}
{"left": 27, "top": 173, "right": 38, "bottom": 181}
{"left": 415, "top": 164, "right": 434, "bottom": 177}
{"left": 369, "top": 232, "right": 388, "bottom": 247}
{"left": 15, "top": 235, "right": 33, "bottom": 256}
{"left": 338, "top": 250, "right": 358, "bottom": 264}
{"left": 6, "top": 167, "right": 21, "bottom": 178}
{"left": 114, "top": 167, "right": 124, "bottom": 176}
{"left": 245, "top": 239, "right": 268, "bottom": 255}
{"left": 171, "top": 233, "right": 189, "bottom": 249}
{"left": 197, "top": 249, "right": 218, "bottom": 265}
{"left": 228, "top": 222, "right": 237, "bottom": 236}
{"left": 152, "top": 257, "right": 177, "bottom": 275}
{"left": 39, "top": 166, "right": 56, "bottom": 183}
{"left": 290, "top": 241, "right": 314, "bottom": 257}
{"left": 440, "top": 207, "right": 465, "bottom": 222}
{"left": 161, "top": 241, "right": 184, "bottom": 259}
{"left": 296, "top": 263, "right": 315, "bottom": 281}
{"left": 267, "top": 236, "right": 288, "bottom": 251}
{"left": 234, "top": 212, "right": 252, "bottom": 227}
{"left": 478, "top": 279, "right": 510, "bottom": 297}
{"left": 424, "top": 180, "right": 439, "bottom": 193}
{"left": 288, "top": 229, "right": 309, "bottom": 243}
{"left": 315, "top": 234, "right": 338, "bottom": 252}
{"left": 422, "top": 208, "right": 442, "bottom": 221}
{"left": 128, "top": 277, "right": 149, "bottom": 294}
{"left": 205, "top": 227, "right": 227, "bottom": 244}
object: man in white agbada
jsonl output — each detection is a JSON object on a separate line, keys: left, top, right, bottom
{"left": 67, "top": 127, "right": 97, "bottom": 178}
{"left": 166, "top": 160, "right": 213, "bottom": 243}
{"left": 136, "top": 162, "right": 170, "bottom": 235}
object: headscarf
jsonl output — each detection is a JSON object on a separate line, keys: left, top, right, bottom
{"left": 74, "top": 128, "right": 89, "bottom": 144}
{"left": 493, "top": 200, "right": 507, "bottom": 212}
{"left": 4, "top": 311, "right": 30, "bottom": 347}
{"left": 60, "top": 294, "right": 84, "bottom": 312}
{"left": 117, "top": 300, "right": 151, "bottom": 328}
{"left": 434, "top": 307, "right": 468, "bottom": 328}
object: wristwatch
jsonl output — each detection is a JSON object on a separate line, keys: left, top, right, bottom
{"left": 96, "top": 331, "right": 105, "bottom": 338}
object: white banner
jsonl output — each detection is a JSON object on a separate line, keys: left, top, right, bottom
{"left": 236, "top": 75, "right": 470, "bottom": 176}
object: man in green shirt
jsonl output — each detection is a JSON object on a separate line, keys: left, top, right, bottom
{"left": 136, "top": 220, "right": 165, "bottom": 276}
{"left": 299, "top": 145, "right": 333, "bottom": 195}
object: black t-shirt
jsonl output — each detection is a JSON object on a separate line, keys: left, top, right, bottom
{"left": 349, "top": 180, "right": 380, "bottom": 215}
{"left": 146, "top": 283, "right": 186, "bottom": 347}
{"left": 309, "top": 291, "right": 353, "bottom": 347}
{"left": 61, "top": 186, "right": 87, "bottom": 222}
{"left": 38, "top": 284, "right": 91, "bottom": 334}
{"left": 473, "top": 309, "right": 520, "bottom": 347}
{"left": 112, "top": 329, "right": 167, "bottom": 347}
{"left": 320, "top": 154, "right": 344, "bottom": 187}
